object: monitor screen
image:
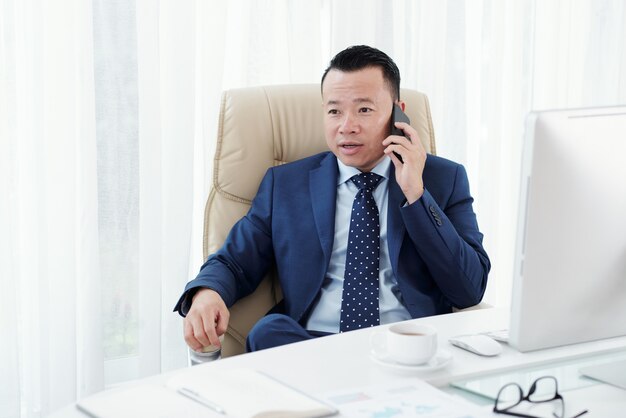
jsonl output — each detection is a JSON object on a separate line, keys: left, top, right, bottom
{"left": 509, "top": 105, "right": 626, "bottom": 352}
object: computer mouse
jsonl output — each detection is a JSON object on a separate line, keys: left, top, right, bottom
{"left": 448, "top": 334, "right": 502, "bottom": 357}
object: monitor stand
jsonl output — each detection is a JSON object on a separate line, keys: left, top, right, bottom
{"left": 450, "top": 350, "right": 626, "bottom": 400}
{"left": 579, "top": 359, "right": 626, "bottom": 390}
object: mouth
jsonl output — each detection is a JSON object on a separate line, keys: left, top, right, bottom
{"left": 339, "top": 141, "right": 362, "bottom": 149}
{"left": 338, "top": 142, "right": 362, "bottom": 156}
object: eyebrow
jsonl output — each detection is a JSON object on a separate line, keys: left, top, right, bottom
{"left": 325, "top": 98, "right": 375, "bottom": 106}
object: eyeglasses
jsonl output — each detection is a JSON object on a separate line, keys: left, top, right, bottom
{"left": 493, "top": 376, "right": 588, "bottom": 418}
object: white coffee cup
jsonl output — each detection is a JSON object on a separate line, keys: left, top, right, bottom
{"left": 370, "top": 323, "right": 438, "bottom": 365}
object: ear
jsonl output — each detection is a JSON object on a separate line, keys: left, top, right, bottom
{"left": 397, "top": 100, "right": 406, "bottom": 112}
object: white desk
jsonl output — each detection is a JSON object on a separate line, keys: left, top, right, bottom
{"left": 50, "top": 308, "right": 626, "bottom": 417}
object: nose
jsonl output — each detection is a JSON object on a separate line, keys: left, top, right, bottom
{"left": 339, "top": 113, "right": 359, "bottom": 135}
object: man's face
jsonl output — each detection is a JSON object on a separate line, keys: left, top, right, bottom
{"left": 322, "top": 67, "right": 395, "bottom": 172}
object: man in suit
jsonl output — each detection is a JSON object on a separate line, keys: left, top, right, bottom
{"left": 175, "top": 45, "right": 490, "bottom": 352}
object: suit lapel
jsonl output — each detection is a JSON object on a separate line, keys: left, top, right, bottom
{"left": 387, "top": 164, "right": 406, "bottom": 273}
{"left": 309, "top": 153, "right": 338, "bottom": 265}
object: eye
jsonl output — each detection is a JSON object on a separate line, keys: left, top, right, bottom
{"left": 359, "top": 107, "right": 373, "bottom": 113}
{"left": 327, "top": 109, "right": 339, "bottom": 115}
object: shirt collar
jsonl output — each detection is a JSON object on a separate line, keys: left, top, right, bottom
{"left": 336, "top": 157, "right": 391, "bottom": 186}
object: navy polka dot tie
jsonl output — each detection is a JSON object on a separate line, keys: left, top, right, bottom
{"left": 339, "top": 172, "right": 383, "bottom": 332}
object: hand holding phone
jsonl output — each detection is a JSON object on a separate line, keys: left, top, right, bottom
{"left": 390, "top": 104, "right": 411, "bottom": 163}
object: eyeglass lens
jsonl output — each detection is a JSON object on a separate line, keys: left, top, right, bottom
{"left": 495, "top": 383, "right": 523, "bottom": 410}
{"left": 527, "top": 376, "right": 559, "bottom": 402}
{"left": 494, "top": 376, "right": 579, "bottom": 418}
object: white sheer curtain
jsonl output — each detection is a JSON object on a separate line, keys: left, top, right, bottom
{"left": 1, "top": 0, "right": 207, "bottom": 415}
{"left": 1, "top": 1, "right": 103, "bottom": 416}
{"left": 1, "top": 1, "right": 625, "bottom": 416}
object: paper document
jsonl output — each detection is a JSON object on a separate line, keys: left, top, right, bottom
{"left": 322, "top": 380, "right": 492, "bottom": 418}
{"left": 166, "top": 367, "right": 338, "bottom": 418}
{"left": 76, "top": 384, "right": 211, "bottom": 417}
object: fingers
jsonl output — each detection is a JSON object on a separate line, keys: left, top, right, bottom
{"left": 386, "top": 147, "right": 403, "bottom": 167}
{"left": 384, "top": 121, "right": 427, "bottom": 204}
{"left": 183, "top": 289, "right": 230, "bottom": 351}
{"left": 215, "top": 308, "right": 230, "bottom": 336}
{"left": 184, "top": 315, "right": 208, "bottom": 351}
{"left": 384, "top": 123, "right": 426, "bottom": 162}
{"left": 201, "top": 313, "right": 221, "bottom": 348}
{"left": 384, "top": 140, "right": 415, "bottom": 166}
{"left": 184, "top": 308, "right": 221, "bottom": 351}
{"left": 388, "top": 121, "right": 424, "bottom": 147}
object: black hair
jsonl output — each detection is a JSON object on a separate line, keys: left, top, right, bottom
{"left": 321, "top": 45, "right": 401, "bottom": 100}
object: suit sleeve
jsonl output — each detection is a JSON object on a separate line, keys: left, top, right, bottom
{"left": 173, "top": 169, "right": 276, "bottom": 315}
{"left": 400, "top": 164, "right": 490, "bottom": 309}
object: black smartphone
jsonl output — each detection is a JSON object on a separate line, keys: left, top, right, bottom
{"left": 390, "top": 104, "right": 411, "bottom": 163}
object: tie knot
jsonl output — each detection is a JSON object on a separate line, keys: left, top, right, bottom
{"left": 351, "top": 172, "right": 382, "bottom": 191}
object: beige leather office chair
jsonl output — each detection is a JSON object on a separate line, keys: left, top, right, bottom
{"left": 204, "top": 84, "right": 437, "bottom": 357}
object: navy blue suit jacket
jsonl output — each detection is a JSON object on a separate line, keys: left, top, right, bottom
{"left": 175, "top": 152, "right": 490, "bottom": 323}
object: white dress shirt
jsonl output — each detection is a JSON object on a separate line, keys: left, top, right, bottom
{"left": 305, "top": 157, "right": 412, "bottom": 333}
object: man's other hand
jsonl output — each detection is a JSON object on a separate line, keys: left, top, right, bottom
{"left": 183, "top": 288, "right": 230, "bottom": 351}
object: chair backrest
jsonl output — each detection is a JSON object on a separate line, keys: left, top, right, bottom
{"left": 204, "top": 84, "right": 436, "bottom": 357}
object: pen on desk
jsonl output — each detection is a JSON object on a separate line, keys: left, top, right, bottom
{"left": 177, "top": 387, "right": 226, "bottom": 415}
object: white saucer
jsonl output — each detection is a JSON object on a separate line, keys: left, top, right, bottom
{"left": 370, "top": 349, "right": 453, "bottom": 372}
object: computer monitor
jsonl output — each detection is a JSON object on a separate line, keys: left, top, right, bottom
{"left": 509, "top": 105, "right": 626, "bottom": 352}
